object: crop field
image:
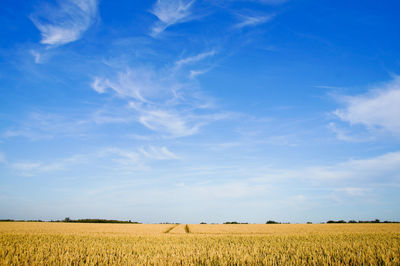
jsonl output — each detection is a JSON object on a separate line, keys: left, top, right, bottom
{"left": 1, "top": 222, "right": 400, "bottom": 265}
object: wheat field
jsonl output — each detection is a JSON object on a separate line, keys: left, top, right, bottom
{"left": 1, "top": 222, "right": 399, "bottom": 265}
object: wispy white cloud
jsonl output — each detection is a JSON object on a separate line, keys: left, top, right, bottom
{"left": 189, "top": 69, "right": 210, "bottom": 79}
{"left": 132, "top": 102, "right": 232, "bottom": 137}
{"left": 9, "top": 145, "right": 179, "bottom": 176}
{"left": 1, "top": 107, "right": 137, "bottom": 141}
{"left": 183, "top": 181, "right": 267, "bottom": 199}
{"left": 334, "top": 76, "right": 400, "bottom": 137}
{"left": 314, "top": 85, "right": 347, "bottom": 90}
{"left": 30, "top": 50, "right": 42, "bottom": 63}
{"left": 174, "top": 151, "right": 400, "bottom": 190}
{"left": 234, "top": 14, "right": 274, "bottom": 29}
{"left": 91, "top": 77, "right": 108, "bottom": 94}
{"left": 175, "top": 50, "right": 216, "bottom": 67}
{"left": 0, "top": 151, "right": 6, "bottom": 164}
{"left": 91, "top": 63, "right": 227, "bottom": 138}
{"left": 5, "top": 56, "right": 223, "bottom": 141}
{"left": 299, "top": 151, "right": 400, "bottom": 183}
{"left": 2, "top": 112, "right": 88, "bottom": 140}
{"left": 30, "top": 0, "right": 98, "bottom": 46}
{"left": 91, "top": 108, "right": 133, "bottom": 124}
{"left": 335, "top": 187, "right": 369, "bottom": 197}
{"left": 128, "top": 134, "right": 158, "bottom": 141}
{"left": 160, "top": 151, "right": 400, "bottom": 203}
{"left": 90, "top": 67, "right": 198, "bottom": 137}
{"left": 98, "top": 148, "right": 147, "bottom": 171}
{"left": 175, "top": 51, "right": 217, "bottom": 79}
{"left": 129, "top": 102, "right": 201, "bottom": 137}
{"left": 11, "top": 162, "right": 44, "bottom": 176}
{"left": 11, "top": 154, "right": 86, "bottom": 176}
{"left": 91, "top": 68, "right": 174, "bottom": 102}
{"left": 150, "top": 0, "right": 195, "bottom": 36}
{"left": 139, "top": 146, "right": 179, "bottom": 160}
{"left": 227, "top": 151, "right": 400, "bottom": 196}
{"left": 327, "top": 122, "right": 373, "bottom": 142}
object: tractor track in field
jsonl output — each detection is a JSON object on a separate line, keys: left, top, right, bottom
{"left": 184, "top": 224, "right": 190, "bottom": 233}
{"left": 164, "top": 224, "right": 190, "bottom": 234}
{"left": 164, "top": 224, "right": 179, "bottom": 233}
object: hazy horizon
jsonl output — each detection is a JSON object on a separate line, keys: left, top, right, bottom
{"left": 1, "top": 0, "right": 400, "bottom": 224}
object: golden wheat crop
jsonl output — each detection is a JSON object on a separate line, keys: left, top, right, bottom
{"left": 1, "top": 222, "right": 399, "bottom": 265}
{"left": 188, "top": 223, "right": 400, "bottom": 235}
{"left": 0, "top": 222, "right": 172, "bottom": 236}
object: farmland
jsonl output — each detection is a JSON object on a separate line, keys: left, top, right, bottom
{"left": 1, "top": 222, "right": 400, "bottom": 265}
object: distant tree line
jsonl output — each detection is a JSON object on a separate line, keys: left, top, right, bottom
{"left": 58, "top": 218, "right": 140, "bottom": 224}
{"left": 1, "top": 218, "right": 399, "bottom": 224}
{"left": 326, "top": 219, "right": 399, "bottom": 224}
{"left": 0, "top": 218, "right": 141, "bottom": 223}
{"left": 266, "top": 220, "right": 280, "bottom": 224}
{"left": 0, "top": 219, "right": 43, "bottom": 222}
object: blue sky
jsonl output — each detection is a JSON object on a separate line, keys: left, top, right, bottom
{"left": 1, "top": 0, "right": 400, "bottom": 223}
